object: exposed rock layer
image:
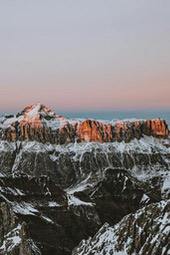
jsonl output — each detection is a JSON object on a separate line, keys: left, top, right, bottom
{"left": 0, "top": 104, "right": 169, "bottom": 144}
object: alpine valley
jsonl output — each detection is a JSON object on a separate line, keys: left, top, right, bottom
{"left": 0, "top": 103, "right": 169, "bottom": 255}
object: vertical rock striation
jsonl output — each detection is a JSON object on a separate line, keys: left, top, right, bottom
{"left": 0, "top": 104, "right": 169, "bottom": 144}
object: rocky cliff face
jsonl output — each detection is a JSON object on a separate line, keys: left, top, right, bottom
{"left": 0, "top": 137, "right": 169, "bottom": 196}
{"left": 0, "top": 104, "right": 169, "bottom": 255}
{"left": 0, "top": 176, "right": 101, "bottom": 255}
{"left": 0, "top": 168, "right": 164, "bottom": 255}
{"left": 0, "top": 104, "right": 76, "bottom": 144}
{"left": 0, "top": 104, "right": 169, "bottom": 144}
{"left": 72, "top": 200, "right": 170, "bottom": 255}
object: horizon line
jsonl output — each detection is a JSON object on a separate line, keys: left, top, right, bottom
{"left": 0, "top": 106, "right": 170, "bottom": 115}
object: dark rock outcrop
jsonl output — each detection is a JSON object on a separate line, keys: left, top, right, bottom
{"left": 72, "top": 200, "right": 170, "bottom": 255}
{"left": 0, "top": 176, "right": 101, "bottom": 255}
{"left": 0, "top": 168, "right": 163, "bottom": 255}
{"left": 0, "top": 202, "right": 41, "bottom": 255}
{"left": 0, "top": 139, "right": 169, "bottom": 197}
{"left": 68, "top": 168, "right": 161, "bottom": 226}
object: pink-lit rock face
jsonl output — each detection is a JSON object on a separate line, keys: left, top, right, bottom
{"left": 19, "top": 104, "right": 46, "bottom": 140}
{"left": 77, "top": 119, "right": 169, "bottom": 143}
{"left": 1, "top": 103, "right": 75, "bottom": 143}
{"left": 146, "top": 119, "right": 169, "bottom": 137}
{"left": 77, "top": 120, "right": 113, "bottom": 142}
{"left": 0, "top": 104, "right": 169, "bottom": 144}
{"left": 20, "top": 103, "right": 64, "bottom": 127}
{"left": 113, "top": 119, "right": 169, "bottom": 142}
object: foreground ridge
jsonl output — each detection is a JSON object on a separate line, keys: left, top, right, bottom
{"left": 73, "top": 200, "right": 170, "bottom": 255}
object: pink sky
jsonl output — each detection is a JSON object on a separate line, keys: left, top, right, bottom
{"left": 0, "top": 1, "right": 170, "bottom": 112}
{"left": 1, "top": 74, "right": 169, "bottom": 112}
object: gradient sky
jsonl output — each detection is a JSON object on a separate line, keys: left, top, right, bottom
{"left": 0, "top": 0, "right": 170, "bottom": 112}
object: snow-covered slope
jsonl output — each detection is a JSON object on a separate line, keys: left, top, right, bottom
{"left": 73, "top": 200, "right": 170, "bottom": 255}
{"left": 0, "top": 135, "right": 169, "bottom": 198}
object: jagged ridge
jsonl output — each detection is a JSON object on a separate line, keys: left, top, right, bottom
{"left": 72, "top": 200, "right": 170, "bottom": 255}
{"left": 0, "top": 103, "right": 169, "bottom": 144}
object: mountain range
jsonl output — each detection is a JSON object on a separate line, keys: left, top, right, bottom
{"left": 0, "top": 103, "right": 169, "bottom": 255}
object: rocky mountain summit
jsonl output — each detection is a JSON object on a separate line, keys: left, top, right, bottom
{"left": 0, "top": 104, "right": 169, "bottom": 255}
{"left": 0, "top": 103, "right": 169, "bottom": 144}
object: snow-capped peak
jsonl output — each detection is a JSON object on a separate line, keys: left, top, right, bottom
{"left": 22, "top": 103, "right": 59, "bottom": 120}
{"left": 0, "top": 103, "right": 67, "bottom": 130}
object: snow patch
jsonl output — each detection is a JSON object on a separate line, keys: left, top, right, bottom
{"left": 48, "top": 201, "right": 60, "bottom": 207}
{"left": 0, "top": 224, "right": 21, "bottom": 253}
{"left": 13, "top": 202, "right": 39, "bottom": 216}
{"left": 68, "top": 195, "right": 94, "bottom": 207}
